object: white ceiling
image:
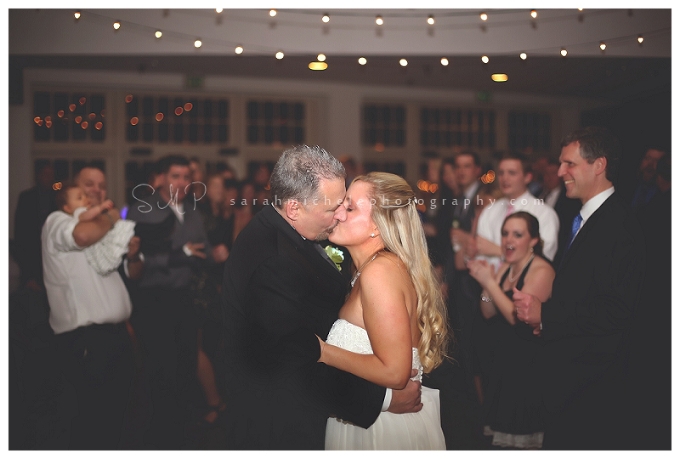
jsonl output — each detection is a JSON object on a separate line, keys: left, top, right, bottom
{"left": 8, "top": 7, "right": 673, "bottom": 103}
{"left": 9, "top": 8, "right": 671, "bottom": 58}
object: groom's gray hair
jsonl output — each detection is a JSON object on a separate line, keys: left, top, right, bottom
{"left": 270, "top": 145, "right": 346, "bottom": 209}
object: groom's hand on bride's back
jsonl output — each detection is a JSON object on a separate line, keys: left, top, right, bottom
{"left": 387, "top": 369, "right": 423, "bottom": 414}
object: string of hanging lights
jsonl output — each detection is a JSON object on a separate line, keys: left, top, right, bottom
{"left": 67, "top": 9, "right": 667, "bottom": 70}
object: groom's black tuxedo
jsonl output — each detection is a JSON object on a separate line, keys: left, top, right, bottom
{"left": 538, "top": 193, "right": 645, "bottom": 449}
{"left": 220, "top": 205, "right": 385, "bottom": 449}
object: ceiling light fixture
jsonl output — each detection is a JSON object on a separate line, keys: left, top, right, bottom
{"left": 399, "top": 59, "right": 408, "bottom": 67}
{"left": 194, "top": 39, "right": 202, "bottom": 48}
{"left": 519, "top": 52, "right": 527, "bottom": 60}
{"left": 74, "top": 11, "right": 81, "bottom": 20}
{"left": 309, "top": 61, "right": 328, "bottom": 71}
{"left": 600, "top": 41, "right": 607, "bottom": 51}
{"left": 481, "top": 55, "right": 489, "bottom": 64}
{"left": 560, "top": 47, "right": 568, "bottom": 57}
{"left": 440, "top": 57, "right": 449, "bottom": 66}
{"left": 638, "top": 34, "right": 644, "bottom": 45}
{"left": 269, "top": 9, "right": 277, "bottom": 17}
{"left": 358, "top": 57, "right": 367, "bottom": 65}
{"left": 155, "top": 30, "right": 162, "bottom": 39}
{"left": 322, "top": 13, "right": 330, "bottom": 23}
{"left": 113, "top": 21, "right": 121, "bottom": 30}
{"left": 276, "top": 50, "right": 284, "bottom": 60}
{"left": 491, "top": 73, "right": 508, "bottom": 82}
{"left": 427, "top": 15, "right": 435, "bottom": 25}
{"left": 317, "top": 54, "right": 326, "bottom": 62}
{"left": 235, "top": 45, "right": 244, "bottom": 54}
{"left": 530, "top": 10, "right": 538, "bottom": 19}
{"left": 480, "top": 12, "right": 488, "bottom": 21}
{"left": 376, "top": 15, "right": 384, "bottom": 26}
{"left": 216, "top": 8, "right": 223, "bottom": 14}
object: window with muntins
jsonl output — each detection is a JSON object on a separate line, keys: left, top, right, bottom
{"left": 33, "top": 91, "right": 106, "bottom": 142}
{"left": 124, "top": 94, "right": 230, "bottom": 144}
{"left": 420, "top": 107, "right": 496, "bottom": 149}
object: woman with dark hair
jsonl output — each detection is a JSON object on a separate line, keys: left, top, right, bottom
{"left": 467, "top": 211, "right": 555, "bottom": 448}
{"left": 192, "top": 173, "right": 232, "bottom": 427}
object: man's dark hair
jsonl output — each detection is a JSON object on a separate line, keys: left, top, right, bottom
{"left": 223, "top": 178, "right": 239, "bottom": 190}
{"left": 158, "top": 154, "right": 190, "bottom": 174}
{"left": 561, "top": 126, "right": 621, "bottom": 183}
{"left": 499, "top": 151, "right": 532, "bottom": 175}
{"left": 73, "top": 163, "right": 105, "bottom": 181}
{"left": 546, "top": 157, "right": 561, "bottom": 168}
{"left": 455, "top": 150, "right": 481, "bottom": 168}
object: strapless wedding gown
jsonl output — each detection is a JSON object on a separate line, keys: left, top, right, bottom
{"left": 324, "top": 319, "right": 446, "bottom": 450}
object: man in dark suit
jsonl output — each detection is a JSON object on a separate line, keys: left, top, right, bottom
{"left": 514, "top": 126, "right": 645, "bottom": 450}
{"left": 220, "top": 145, "right": 422, "bottom": 450}
{"left": 13, "top": 162, "right": 56, "bottom": 294}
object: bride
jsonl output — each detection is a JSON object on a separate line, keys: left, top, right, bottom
{"left": 317, "top": 172, "right": 450, "bottom": 450}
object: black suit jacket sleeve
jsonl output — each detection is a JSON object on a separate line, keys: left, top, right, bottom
{"left": 246, "top": 256, "right": 385, "bottom": 429}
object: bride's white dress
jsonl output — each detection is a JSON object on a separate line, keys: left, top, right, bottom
{"left": 324, "top": 319, "right": 446, "bottom": 450}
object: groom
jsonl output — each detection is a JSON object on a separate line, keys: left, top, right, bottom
{"left": 220, "top": 145, "right": 422, "bottom": 450}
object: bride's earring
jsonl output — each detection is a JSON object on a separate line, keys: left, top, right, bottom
{"left": 370, "top": 233, "right": 375, "bottom": 238}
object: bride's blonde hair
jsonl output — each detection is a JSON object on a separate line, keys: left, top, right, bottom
{"left": 353, "top": 172, "right": 450, "bottom": 372}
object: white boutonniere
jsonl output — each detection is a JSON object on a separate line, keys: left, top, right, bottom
{"left": 324, "top": 245, "right": 344, "bottom": 271}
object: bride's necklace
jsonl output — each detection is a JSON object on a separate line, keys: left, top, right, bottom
{"left": 350, "top": 249, "right": 386, "bottom": 287}
{"left": 508, "top": 253, "right": 535, "bottom": 284}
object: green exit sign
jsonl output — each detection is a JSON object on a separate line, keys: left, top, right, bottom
{"left": 186, "top": 76, "right": 205, "bottom": 88}
{"left": 476, "top": 91, "right": 491, "bottom": 102}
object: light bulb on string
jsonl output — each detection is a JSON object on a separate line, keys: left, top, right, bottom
{"left": 317, "top": 54, "right": 326, "bottom": 62}
{"left": 399, "top": 59, "right": 408, "bottom": 67}
{"left": 560, "top": 48, "right": 568, "bottom": 57}
{"left": 235, "top": 45, "right": 244, "bottom": 55}
{"left": 376, "top": 15, "right": 383, "bottom": 26}
{"left": 530, "top": 10, "right": 538, "bottom": 19}
{"left": 322, "top": 13, "right": 330, "bottom": 23}
{"left": 638, "top": 35, "right": 644, "bottom": 45}
{"left": 441, "top": 57, "right": 449, "bottom": 66}
{"left": 155, "top": 30, "right": 162, "bottom": 39}
{"left": 600, "top": 42, "right": 606, "bottom": 51}
{"left": 216, "top": 8, "right": 223, "bottom": 14}
{"left": 269, "top": 9, "right": 277, "bottom": 17}
{"left": 113, "top": 21, "right": 121, "bottom": 31}
{"left": 74, "top": 11, "right": 81, "bottom": 20}
{"left": 358, "top": 57, "right": 367, "bottom": 65}
{"left": 427, "top": 15, "right": 435, "bottom": 25}
{"left": 276, "top": 50, "right": 284, "bottom": 60}
{"left": 480, "top": 12, "right": 488, "bottom": 21}
{"left": 481, "top": 55, "right": 489, "bottom": 64}
{"left": 520, "top": 52, "right": 527, "bottom": 60}
{"left": 194, "top": 39, "right": 202, "bottom": 48}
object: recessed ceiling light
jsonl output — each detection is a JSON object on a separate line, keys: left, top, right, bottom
{"left": 309, "top": 62, "right": 328, "bottom": 71}
{"left": 491, "top": 73, "right": 508, "bottom": 82}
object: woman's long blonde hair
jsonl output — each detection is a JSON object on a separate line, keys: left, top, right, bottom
{"left": 353, "top": 172, "right": 450, "bottom": 373}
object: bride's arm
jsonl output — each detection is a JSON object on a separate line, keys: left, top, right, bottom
{"left": 318, "top": 258, "right": 413, "bottom": 389}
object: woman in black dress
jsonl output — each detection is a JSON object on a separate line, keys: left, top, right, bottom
{"left": 192, "top": 174, "right": 236, "bottom": 426}
{"left": 467, "top": 211, "right": 555, "bottom": 448}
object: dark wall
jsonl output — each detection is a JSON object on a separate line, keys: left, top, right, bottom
{"left": 580, "top": 89, "right": 671, "bottom": 204}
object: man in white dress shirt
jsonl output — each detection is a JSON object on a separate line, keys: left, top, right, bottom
{"left": 42, "top": 175, "right": 135, "bottom": 449}
{"left": 475, "top": 152, "right": 560, "bottom": 268}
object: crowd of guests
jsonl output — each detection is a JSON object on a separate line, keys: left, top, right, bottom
{"left": 8, "top": 127, "right": 671, "bottom": 450}
{"left": 9, "top": 157, "right": 274, "bottom": 449}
